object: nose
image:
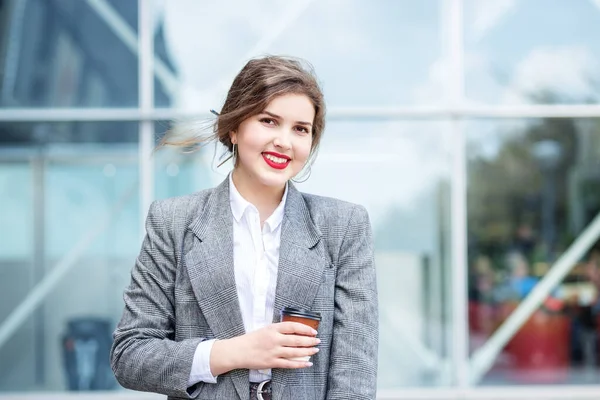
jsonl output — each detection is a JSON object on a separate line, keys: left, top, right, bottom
{"left": 272, "top": 128, "right": 292, "bottom": 150}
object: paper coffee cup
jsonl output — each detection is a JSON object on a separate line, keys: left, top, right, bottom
{"left": 280, "top": 307, "right": 321, "bottom": 362}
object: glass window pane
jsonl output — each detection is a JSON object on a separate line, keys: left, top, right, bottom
{"left": 154, "top": 121, "right": 220, "bottom": 199}
{"left": 0, "top": 122, "right": 139, "bottom": 392}
{"left": 467, "top": 118, "right": 600, "bottom": 385}
{"left": 153, "top": 0, "right": 443, "bottom": 109}
{"left": 0, "top": 160, "right": 33, "bottom": 390}
{"left": 155, "top": 119, "right": 454, "bottom": 388}
{"left": 0, "top": 0, "right": 138, "bottom": 108}
{"left": 302, "top": 121, "right": 452, "bottom": 388}
{"left": 464, "top": 0, "right": 600, "bottom": 105}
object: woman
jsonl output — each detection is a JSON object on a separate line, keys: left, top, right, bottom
{"left": 110, "top": 55, "right": 378, "bottom": 400}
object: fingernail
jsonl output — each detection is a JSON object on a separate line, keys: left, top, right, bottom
{"left": 306, "top": 362, "right": 313, "bottom": 367}
{"left": 316, "top": 338, "right": 321, "bottom": 344}
{"left": 312, "top": 329, "right": 318, "bottom": 335}
{"left": 314, "top": 347, "right": 320, "bottom": 352}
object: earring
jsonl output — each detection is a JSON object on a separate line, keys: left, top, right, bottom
{"left": 291, "top": 165, "right": 312, "bottom": 183}
{"left": 216, "top": 143, "right": 236, "bottom": 168}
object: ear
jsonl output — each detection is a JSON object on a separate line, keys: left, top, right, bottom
{"left": 229, "top": 130, "right": 237, "bottom": 145}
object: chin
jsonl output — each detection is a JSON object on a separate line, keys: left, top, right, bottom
{"left": 254, "top": 169, "right": 295, "bottom": 188}
{"left": 256, "top": 174, "right": 290, "bottom": 188}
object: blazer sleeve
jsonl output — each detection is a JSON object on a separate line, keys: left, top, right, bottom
{"left": 110, "top": 200, "right": 205, "bottom": 399}
{"left": 326, "top": 205, "right": 379, "bottom": 399}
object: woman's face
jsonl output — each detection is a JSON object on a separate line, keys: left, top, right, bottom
{"left": 231, "top": 93, "right": 315, "bottom": 189}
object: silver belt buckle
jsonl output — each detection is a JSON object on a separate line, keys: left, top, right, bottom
{"left": 256, "top": 379, "right": 270, "bottom": 400}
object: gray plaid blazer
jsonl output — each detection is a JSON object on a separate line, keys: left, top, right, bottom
{"left": 110, "top": 178, "right": 378, "bottom": 399}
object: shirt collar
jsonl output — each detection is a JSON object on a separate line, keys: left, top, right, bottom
{"left": 228, "top": 173, "right": 288, "bottom": 231}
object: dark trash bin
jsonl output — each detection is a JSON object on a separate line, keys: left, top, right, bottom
{"left": 62, "top": 317, "right": 116, "bottom": 391}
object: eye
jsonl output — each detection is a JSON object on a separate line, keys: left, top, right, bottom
{"left": 294, "top": 126, "right": 310, "bottom": 134}
{"left": 260, "top": 118, "right": 276, "bottom": 125}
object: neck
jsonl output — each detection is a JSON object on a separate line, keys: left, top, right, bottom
{"left": 231, "top": 169, "right": 285, "bottom": 222}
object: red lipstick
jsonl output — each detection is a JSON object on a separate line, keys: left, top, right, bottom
{"left": 262, "top": 152, "right": 291, "bottom": 170}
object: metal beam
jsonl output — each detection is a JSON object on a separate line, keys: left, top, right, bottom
{"left": 2, "top": 385, "right": 600, "bottom": 399}
{"left": 3, "top": 104, "right": 600, "bottom": 122}
{"left": 450, "top": 117, "right": 468, "bottom": 387}
{"left": 138, "top": 0, "right": 154, "bottom": 233}
{"left": 376, "top": 386, "right": 600, "bottom": 399}
{"left": 1, "top": 0, "right": 28, "bottom": 105}
{"left": 84, "top": 0, "right": 178, "bottom": 97}
{"left": 446, "top": 0, "right": 469, "bottom": 388}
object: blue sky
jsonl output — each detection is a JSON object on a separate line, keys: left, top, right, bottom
{"left": 464, "top": 0, "right": 600, "bottom": 104}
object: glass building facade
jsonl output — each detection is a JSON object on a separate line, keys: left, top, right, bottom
{"left": 1, "top": 0, "right": 600, "bottom": 398}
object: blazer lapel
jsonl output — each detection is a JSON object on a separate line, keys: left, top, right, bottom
{"left": 271, "top": 183, "right": 327, "bottom": 397}
{"left": 184, "top": 178, "right": 249, "bottom": 400}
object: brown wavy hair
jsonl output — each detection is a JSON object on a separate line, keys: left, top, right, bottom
{"left": 161, "top": 55, "right": 326, "bottom": 168}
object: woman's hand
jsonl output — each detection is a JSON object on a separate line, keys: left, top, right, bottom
{"left": 210, "top": 322, "right": 320, "bottom": 376}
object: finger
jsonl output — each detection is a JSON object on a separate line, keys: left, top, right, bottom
{"left": 276, "top": 322, "right": 318, "bottom": 336}
{"left": 281, "top": 334, "right": 321, "bottom": 348}
{"left": 272, "top": 358, "right": 314, "bottom": 369}
{"left": 280, "top": 346, "right": 319, "bottom": 360}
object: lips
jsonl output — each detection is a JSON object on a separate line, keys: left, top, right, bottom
{"left": 262, "top": 152, "right": 291, "bottom": 170}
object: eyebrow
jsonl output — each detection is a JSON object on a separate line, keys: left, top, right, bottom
{"left": 262, "top": 110, "right": 313, "bottom": 127}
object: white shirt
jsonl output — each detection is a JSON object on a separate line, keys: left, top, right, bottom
{"left": 188, "top": 174, "right": 287, "bottom": 386}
